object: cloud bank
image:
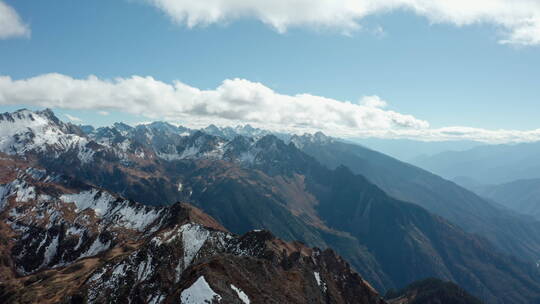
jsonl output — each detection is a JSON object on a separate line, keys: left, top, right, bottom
{"left": 0, "top": 1, "right": 30, "bottom": 39}
{"left": 1, "top": 73, "right": 539, "bottom": 144}
{"left": 0, "top": 73, "right": 428, "bottom": 134}
{"left": 147, "top": 0, "right": 540, "bottom": 45}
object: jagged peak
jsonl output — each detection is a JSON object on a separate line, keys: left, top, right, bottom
{"left": 0, "top": 108, "right": 79, "bottom": 133}
{"left": 255, "top": 134, "right": 284, "bottom": 147}
{"left": 2, "top": 108, "right": 54, "bottom": 123}
{"left": 169, "top": 202, "right": 228, "bottom": 233}
{"left": 203, "top": 124, "right": 220, "bottom": 132}
{"left": 0, "top": 108, "right": 92, "bottom": 160}
{"left": 136, "top": 121, "right": 179, "bottom": 133}
{"left": 37, "top": 107, "right": 58, "bottom": 120}
{"left": 290, "top": 131, "right": 334, "bottom": 149}
{"left": 112, "top": 122, "right": 133, "bottom": 131}
{"left": 80, "top": 125, "right": 95, "bottom": 134}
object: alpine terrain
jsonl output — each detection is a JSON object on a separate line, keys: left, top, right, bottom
{"left": 1, "top": 109, "right": 540, "bottom": 303}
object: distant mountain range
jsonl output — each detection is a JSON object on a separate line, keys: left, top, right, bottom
{"left": 292, "top": 133, "right": 540, "bottom": 264}
{"left": 411, "top": 141, "right": 540, "bottom": 185}
{"left": 471, "top": 178, "right": 540, "bottom": 221}
{"left": 410, "top": 141, "right": 540, "bottom": 226}
{"left": 2, "top": 108, "right": 540, "bottom": 303}
{"left": 353, "top": 138, "right": 484, "bottom": 162}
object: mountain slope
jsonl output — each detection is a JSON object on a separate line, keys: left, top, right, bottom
{"left": 3, "top": 109, "right": 540, "bottom": 303}
{"left": 411, "top": 142, "right": 540, "bottom": 185}
{"left": 473, "top": 178, "right": 540, "bottom": 221}
{"left": 386, "top": 278, "right": 483, "bottom": 304}
{"left": 175, "top": 137, "right": 540, "bottom": 303}
{"left": 0, "top": 109, "right": 93, "bottom": 162}
{"left": 0, "top": 159, "right": 385, "bottom": 304}
{"left": 291, "top": 133, "right": 540, "bottom": 263}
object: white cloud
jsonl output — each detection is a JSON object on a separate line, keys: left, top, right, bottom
{"left": 0, "top": 1, "right": 30, "bottom": 39}
{"left": 361, "top": 95, "right": 387, "bottom": 108}
{"left": 0, "top": 73, "right": 427, "bottom": 135}
{"left": 145, "top": 0, "right": 540, "bottom": 45}
{"left": 361, "top": 127, "right": 540, "bottom": 144}
{"left": 64, "top": 114, "right": 83, "bottom": 122}
{"left": 98, "top": 111, "right": 110, "bottom": 116}
{"left": 1, "top": 73, "right": 540, "bottom": 144}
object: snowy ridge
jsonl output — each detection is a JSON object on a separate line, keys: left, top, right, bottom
{"left": 0, "top": 109, "right": 94, "bottom": 163}
{"left": 88, "top": 223, "right": 232, "bottom": 303}
{"left": 150, "top": 223, "right": 233, "bottom": 283}
{"left": 0, "top": 109, "right": 386, "bottom": 304}
{"left": 289, "top": 131, "right": 334, "bottom": 149}
{"left": 0, "top": 170, "right": 164, "bottom": 275}
{"left": 202, "top": 123, "right": 275, "bottom": 140}
{"left": 0, "top": 109, "right": 327, "bottom": 169}
{"left": 60, "top": 189, "right": 162, "bottom": 231}
{"left": 1, "top": 178, "right": 111, "bottom": 273}
{"left": 1, "top": 167, "right": 382, "bottom": 303}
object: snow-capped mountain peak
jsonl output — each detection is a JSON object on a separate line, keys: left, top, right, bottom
{"left": 0, "top": 109, "right": 329, "bottom": 169}
{"left": 0, "top": 109, "right": 93, "bottom": 162}
{"left": 289, "top": 131, "right": 334, "bottom": 149}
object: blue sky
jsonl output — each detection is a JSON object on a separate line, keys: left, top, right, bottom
{"left": 1, "top": 0, "right": 540, "bottom": 142}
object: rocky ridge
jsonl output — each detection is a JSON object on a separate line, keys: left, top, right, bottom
{"left": 0, "top": 157, "right": 385, "bottom": 304}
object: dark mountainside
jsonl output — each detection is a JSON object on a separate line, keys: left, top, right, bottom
{"left": 385, "top": 278, "right": 484, "bottom": 304}
{"left": 292, "top": 133, "right": 540, "bottom": 263}
{"left": 2, "top": 109, "right": 540, "bottom": 303}
{"left": 0, "top": 158, "right": 385, "bottom": 304}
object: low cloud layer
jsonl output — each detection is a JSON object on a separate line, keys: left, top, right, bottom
{"left": 361, "top": 127, "right": 540, "bottom": 144}
{"left": 0, "top": 73, "right": 539, "bottom": 144}
{"left": 0, "top": 73, "right": 428, "bottom": 133}
{"left": 147, "top": 0, "right": 540, "bottom": 45}
{"left": 0, "top": 1, "right": 30, "bottom": 39}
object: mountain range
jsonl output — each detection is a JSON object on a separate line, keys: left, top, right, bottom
{"left": 291, "top": 133, "right": 540, "bottom": 264}
{"left": 411, "top": 142, "right": 540, "bottom": 185}
{"left": 0, "top": 158, "right": 383, "bottom": 303}
{"left": 2, "top": 109, "right": 540, "bottom": 303}
{"left": 470, "top": 178, "right": 540, "bottom": 221}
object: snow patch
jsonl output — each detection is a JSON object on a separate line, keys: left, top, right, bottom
{"left": 181, "top": 224, "right": 210, "bottom": 267}
{"left": 80, "top": 236, "right": 111, "bottom": 258}
{"left": 231, "top": 284, "right": 250, "bottom": 304}
{"left": 110, "top": 203, "right": 161, "bottom": 231}
{"left": 179, "top": 146, "right": 200, "bottom": 159}
{"left": 136, "top": 254, "right": 154, "bottom": 282}
{"left": 314, "top": 271, "right": 327, "bottom": 292}
{"left": 181, "top": 276, "right": 222, "bottom": 304}
{"left": 60, "top": 189, "right": 113, "bottom": 216}
{"left": 41, "top": 234, "right": 59, "bottom": 268}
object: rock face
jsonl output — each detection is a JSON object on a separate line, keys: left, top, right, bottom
{"left": 0, "top": 159, "right": 385, "bottom": 304}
